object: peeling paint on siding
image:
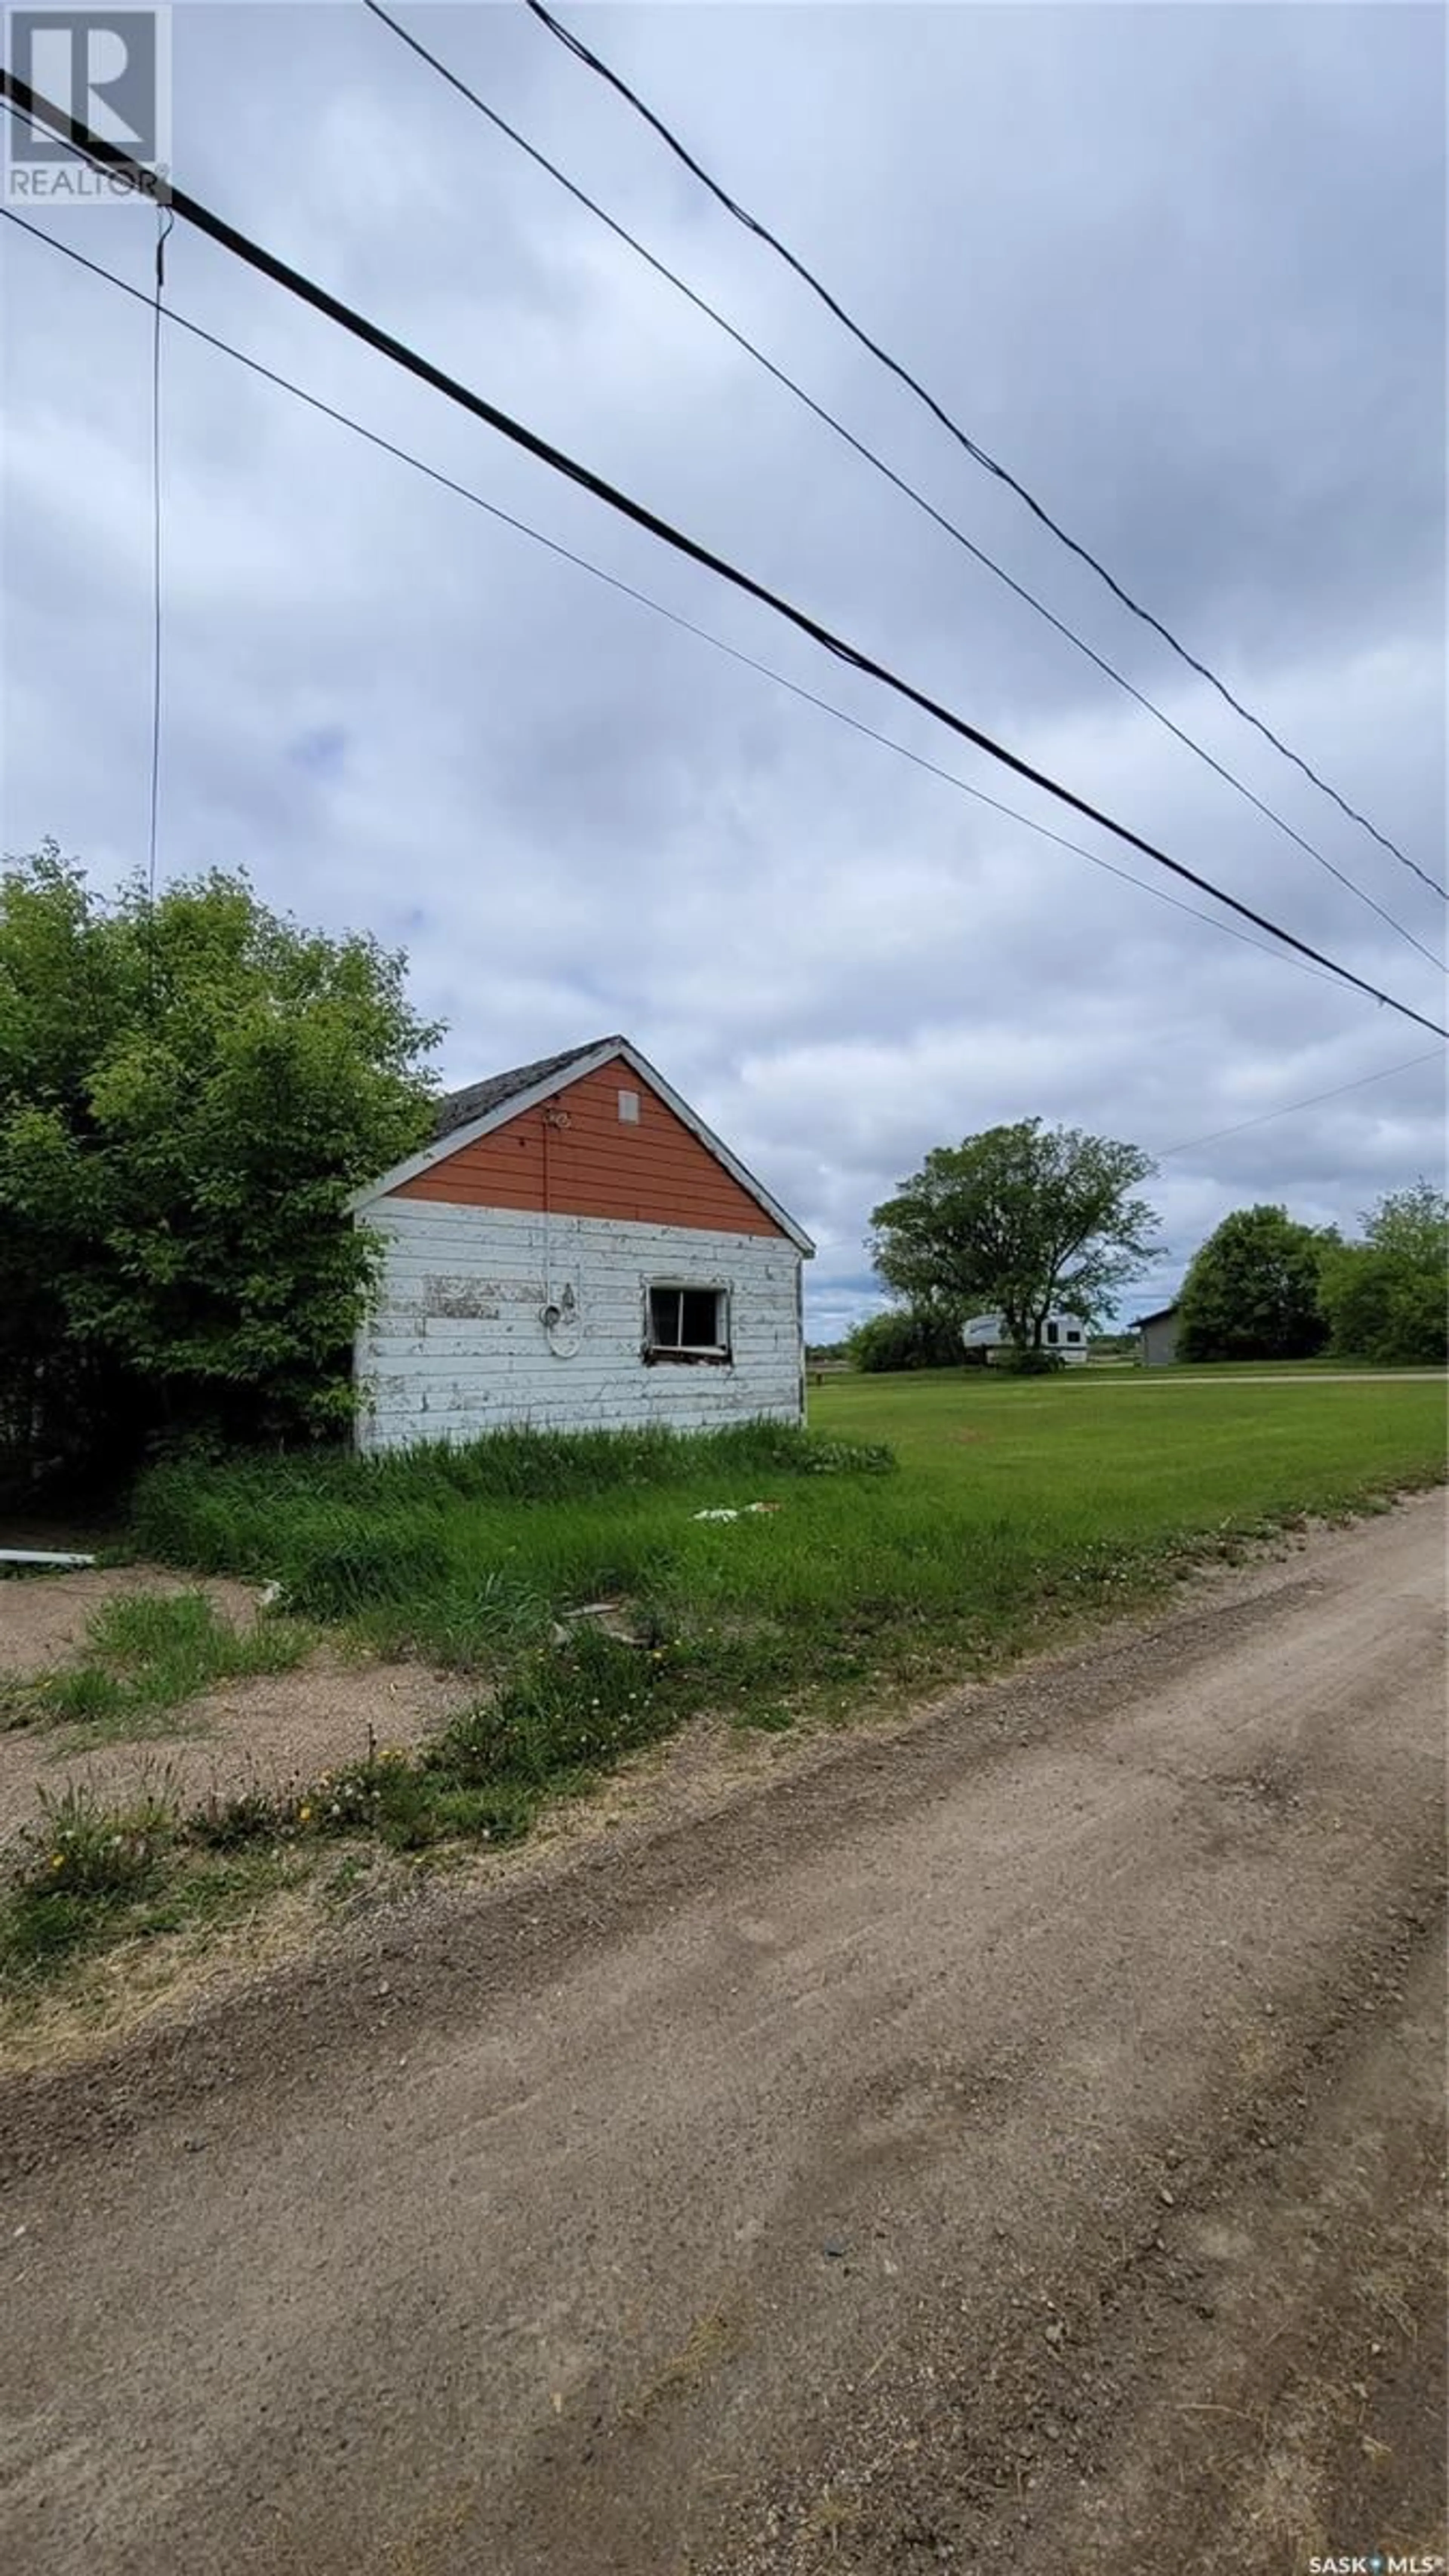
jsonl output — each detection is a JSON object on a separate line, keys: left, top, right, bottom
{"left": 355, "top": 1203, "right": 804, "bottom": 1452}
{"left": 422, "top": 1275, "right": 544, "bottom": 1320}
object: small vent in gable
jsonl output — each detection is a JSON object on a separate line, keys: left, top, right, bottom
{"left": 618, "top": 1089, "right": 640, "bottom": 1124}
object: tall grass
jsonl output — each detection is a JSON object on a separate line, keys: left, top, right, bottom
{"left": 127, "top": 1388, "right": 1445, "bottom": 1709}
{"left": 133, "top": 1420, "right": 886, "bottom": 1552}
{"left": 5, "top": 1384, "right": 1441, "bottom": 1993}
{"left": 131, "top": 1423, "right": 895, "bottom": 1650}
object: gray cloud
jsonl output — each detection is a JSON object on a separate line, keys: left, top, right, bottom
{"left": 2, "top": 2, "right": 1443, "bottom": 1336}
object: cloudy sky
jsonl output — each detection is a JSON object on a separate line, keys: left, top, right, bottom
{"left": 3, "top": 0, "right": 1444, "bottom": 1333}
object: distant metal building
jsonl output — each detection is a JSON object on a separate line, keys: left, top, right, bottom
{"left": 1135, "top": 1303, "right": 1181, "bottom": 1367}
{"left": 349, "top": 1037, "right": 813, "bottom": 1451}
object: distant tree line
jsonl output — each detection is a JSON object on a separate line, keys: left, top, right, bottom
{"left": 1178, "top": 1190, "right": 1447, "bottom": 1366}
{"left": 853, "top": 1114, "right": 1444, "bottom": 1376}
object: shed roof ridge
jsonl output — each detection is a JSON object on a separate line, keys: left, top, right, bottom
{"left": 432, "top": 1037, "right": 624, "bottom": 1141}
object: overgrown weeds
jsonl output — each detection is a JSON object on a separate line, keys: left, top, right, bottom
{"left": 190, "top": 1628, "right": 689, "bottom": 1863}
{"left": 133, "top": 1422, "right": 893, "bottom": 1572}
{"left": 0, "top": 1630, "right": 684, "bottom": 1984}
{"left": 5, "top": 1382, "right": 1441, "bottom": 2005}
{"left": 129, "top": 1423, "right": 895, "bottom": 1657}
{"left": 3, "top": 1780, "right": 179, "bottom": 1969}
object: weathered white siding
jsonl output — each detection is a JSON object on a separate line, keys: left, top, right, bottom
{"left": 354, "top": 1201, "right": 804, "bottom": 1452}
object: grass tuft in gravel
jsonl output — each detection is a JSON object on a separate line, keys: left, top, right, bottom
{"left": 0, "top": 1591, "right": 312, "bottom": 1741}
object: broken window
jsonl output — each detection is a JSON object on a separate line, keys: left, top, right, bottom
{"left": 646, "top": 1285, "right": 729, "bottom": 1360}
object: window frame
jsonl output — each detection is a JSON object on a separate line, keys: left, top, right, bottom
{"left": 643, "top": 1281, "right": 732, "bottom": 1366}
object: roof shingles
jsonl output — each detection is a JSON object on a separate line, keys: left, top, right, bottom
{"left": 432, "top": 1038, "right": 621, "bottom": 1143}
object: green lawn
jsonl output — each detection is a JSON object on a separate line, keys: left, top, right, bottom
{"left": 133, "top": 1373, "right": 1445, "bottom": 1708}
{"left": 4, "top": 1375, "right": 1443, "bottom": 1995}
{"left": 811, "top": 1366, "right": 1445, "bottom": 1524}
{"left": 1081, "top": 1356, "right": 1443, "bottom": 1379}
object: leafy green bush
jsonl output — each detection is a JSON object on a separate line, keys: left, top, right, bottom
{"left": 1319, "top": 1184, "right": 1447, "bottom": 1366}
{"left": 1177, "top": 1206, "right": 1331, "bottom": 1362}
{"left": 848, "top": 1309, "right": 963, "bottom": 1372}
{"left": 0, "top": 844, "right": 438, "bottom": 1494}
{"left": 996, "top": 1344, "right": 1066, "bottom": 1375}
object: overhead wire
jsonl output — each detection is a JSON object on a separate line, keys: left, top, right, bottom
{"left": 147, "top": 198, "right": 174, "bottom": 912}
{"left": 522, "top": 0, "right": 1445, "bottom": 908}
{"left": 1, "top": 204, "right": 1363, "bottom": 1006}
{"left": 364, "top": 0, "right": 1443, "bottom": 975}
{"left": 1, "top": 74, "right": 1443, "bottom": 1044}
{"left": 1154, "top": 1046, "right": 1444, "bottom": 1160}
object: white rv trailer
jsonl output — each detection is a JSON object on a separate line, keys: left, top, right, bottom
{"left": 961, "top": 1313, "right": 1089, "bottom": 1366}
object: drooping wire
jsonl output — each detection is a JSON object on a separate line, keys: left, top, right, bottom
{"left": 365, "top": 0, "right": 1442, "bottom": 976}
{"left": 0, "top": 206, "right": 1367, "bottom": 1008}
{"left": 521, "top": 0, "right": 1446, "bottom": 909}
{"left": 1154, "top": 1046, "right": 1444, "bottom": 1160}
{"left": 148, "top": 198, "right": 174, "bottom": 915}
{"left": 0, "top": 80, "right": 1443, "bottom": 1043}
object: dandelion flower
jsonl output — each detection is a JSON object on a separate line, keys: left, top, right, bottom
{"left": 298, "top": 1803, "right": 313, "bottom": 1824}
{"left": 49, "top": 1852, "right": 65, "bottom": 1871}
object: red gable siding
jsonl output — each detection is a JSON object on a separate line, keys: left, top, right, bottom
{"left": 392, "top": 1055, "right": 787, "bottom": 1238}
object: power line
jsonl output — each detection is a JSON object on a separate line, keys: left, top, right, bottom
{"left": 523, "top": 0, "right": 1445, "bottom": 912}
{"left": 1, "top": 205, "right": 1361, "bottom": 1006}
{"left": 365, "top": 0, "right": 1443, "bottom": 977}
{"left": 147, "top": 200, "right": 174, "bottom": 911}
{"left": 3, "top": 74, "right": 1444, "bottom": 1046}
{"left": 1156, "top": 1047, "right": 1444, "bottom": 1160}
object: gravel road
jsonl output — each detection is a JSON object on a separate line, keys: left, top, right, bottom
{"left": 1, "top": 1494, "right": 1444, "bottom": 2576}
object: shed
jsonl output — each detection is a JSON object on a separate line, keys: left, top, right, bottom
{"left": 349, "top": 1038, "right": 814, "bottom": 1452}
{"left": 1134, "top": 1302, "right": 1181, "bottom": 1367}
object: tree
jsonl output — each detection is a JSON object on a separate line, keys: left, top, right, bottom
{"left": 1318, "top": 1181, "right": 1448, "bottom": 1365}
{"left": 1176, "top": 1204, "right": 1331, "bottom": 1362}
{"left": 846, "top": 1307, "right": 964, "bottom": 1373}
{"left": 0, "top": 846, "right": 440, "bottom": 1489}
{"left": 869, "top": 1120, "right": 1160, "bottom": 1352}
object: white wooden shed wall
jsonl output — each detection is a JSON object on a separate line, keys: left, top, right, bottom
{"left": 355, "top": 1200, "right": 804, "bottom": 1451}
